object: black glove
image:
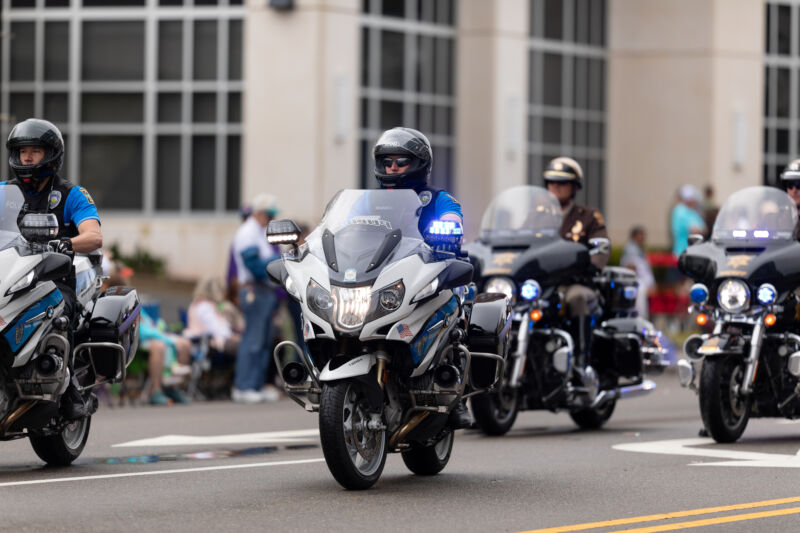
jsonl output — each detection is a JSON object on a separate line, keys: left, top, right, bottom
{"left": 56, "top": 237, "right": 73, "bottom": 255}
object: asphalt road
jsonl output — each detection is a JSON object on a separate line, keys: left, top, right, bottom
{"left": 3, "top": 370, "right": 800, "bottom": 533}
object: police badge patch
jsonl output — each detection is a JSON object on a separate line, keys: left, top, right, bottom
{"left": 48, "top": 190, "right": 62, "bottom": 209}
{"left": 419, "top": 190, "right": 432, "bottom": 206}
{"left": 78, "top": 187, "right": 95, "bottom": 205}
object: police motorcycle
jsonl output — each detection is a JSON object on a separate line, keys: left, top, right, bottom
{"left": 464, "top": 186, "right": 667, "bottom": 435}
{"left": 267, "top": 189, "right": 509, "bottom": 490}
{"left": 677, "top": 186, "right": 800, "bottom": 443}
{"left": 0, "top": 183, "right": 140, "bottom": 465}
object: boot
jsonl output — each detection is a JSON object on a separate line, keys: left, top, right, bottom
{"left": 60, "top": 378, "right": 96, "bottom": 420}
{"left": 448, "top": 400, "right": 474, "bottom": 430}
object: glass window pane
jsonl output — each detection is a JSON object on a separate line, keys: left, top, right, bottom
{"left": 45, "top": 22, "right": 69, "bottom": 81}
{"left": 80, "top": 136, "right": 143, "bottom": 210}
{"left": 417, "top": 35, "right": 434, "bottom": 93}
{"left": 193, "top": 93, "right": 217, "bottom": 123}
{"left": 542, "top": 116, "right": 560, "bottom": 144}
{"left": 543, "top": 53, "right": 562, "bottom": 106}
{"left": 766, "top": 3, "right": 773, "bottom": 55}
{"left": 777, "top": 128, "right": 789, "bottom": 154}
{"left": 420, "top": 0, "right": 436, "bottom": 23}
{"left": 83, "top": 0, "right": 144, "bottom": 5}
{"left": 191, "top": 136, "right": 215, "bottom": 210}
{"left": 228, "top": 92, "right": 241, "bottom": 123}
{"left": 159, "top": 21, "right": 183, "bottom": 80}
{"left": 380, "top": 100, "right": 403, "bottom": 130}
{"left": 45, "top": 0, "right": 70, "bottom": 5}
{"left": 226, "top": 136, "right": 241, "bottom": 211}
{"left": 589, "top": 58, "right": 605, "bottom": 111}
{"left": 361, "top": 27, "right": 370, "bottom": 87}
{"left": 574, "top": 0, "right": 590, "bottom": 44}
{"left": 9, "top": 93, "right": 35, "bottom": 124}
{"left": 158, "top": 93, "right": 182, "bottom": 123}
{"left": 156, "top": 136, "right": 181, "bottom": 211}
{"left": 194, "top": 21, "right": 218, "bottom": 80}
{"left": 81, "top": 93, "right": 144, "bottom": 122}
{"left": 382, "top": 0, "right": 404, "bottom": 17}
{"left": 82, "top": 21, "right": 144, "bottom": 80}
{"left": 777, "top": 67, "right": 790, "bottom": 118}
{"left": 10, "top": 22, "right": 35, "bottom": 81}
{"left": 778, "top": 4, "right": 791, "bottom": 55}
{"left": 11, "top": 0, "right": 35, "bottom": 7}
{"left": 380, "top": 31, "right": 404, "bottom": 90}
{"left": 195, "top": 0, "right": 218, "bottom": 4}
{"left": 591, "top": 0, "right": 606, "bottom": 46}
{"left": 44, "top": 93, "right": 69, "bottom": 123}
{"left": 544, "top": 0, "right": 563, "bottom": 41}
{"left": 160, "top": 0, "right": 182, "bottom": 5}
{"left": 228, "top": 20, "right": 243, "bottom": 80}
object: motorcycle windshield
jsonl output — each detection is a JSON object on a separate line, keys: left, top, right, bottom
{"left": 0, "top": 184, "right": 28, "bottom": 253}
{"left": 479, "top": 185, "right": 562, "bottom": 244}
{"left": 712, "top": 186, "right": 798, "bottom": 242}
{"left": 306, "top": 189, "right": 429, "bottom": 282}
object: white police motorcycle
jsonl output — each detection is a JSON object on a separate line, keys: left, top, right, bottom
{"left": 268, "top": 189, "right": 510, "bottom": 490}
{"left": 0, "top": 183, "right": 140, "bottom": 465}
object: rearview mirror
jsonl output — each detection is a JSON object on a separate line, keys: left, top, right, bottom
{"left": 267, "top": 219, "right": 301, "bottom": 246}
{"left": 588, "top": 237, "right": 610, "bottom": 256}
{"left": 687, "top": 233, "right": 704, "bottom": 246}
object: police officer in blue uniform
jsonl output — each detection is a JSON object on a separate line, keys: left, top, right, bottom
{"left": 6, "top": 118, "right": 102, "bottom": 418}
{"left": 372, "top": 127, "right": 473, "bottom": 429}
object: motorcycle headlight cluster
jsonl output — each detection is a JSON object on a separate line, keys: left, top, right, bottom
{"left": 307, "top": 279, "right": 405, "bottom": 332}
{"left": 717, "top": 279, "right": 750, "bottom": 314}
{"left": 485, "top": 277, "right": 515, "bottom": 301}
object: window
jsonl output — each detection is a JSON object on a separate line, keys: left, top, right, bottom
{"left": 80, "top": 136, "right": 144, "bottom": 210}
{"left": 82, "top": 21, "right": 145, "bottom": 80}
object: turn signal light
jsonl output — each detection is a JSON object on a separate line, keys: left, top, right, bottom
{"left": 530, "top": 309, "right": 543, "bottom": 322}
{"left": 696, "top": 313, "right": 708, "bottom": 326}
{"left": 764, "top": 313, "right": 777, "bottom": 327}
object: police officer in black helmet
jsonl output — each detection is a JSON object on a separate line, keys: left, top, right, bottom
{"left": 6, "top": 118, "right": 103, "bottom": 419}
{"left": 373, "top": 127, "right": 473, "bottom": 429}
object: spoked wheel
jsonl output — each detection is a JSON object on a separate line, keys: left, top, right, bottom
{"left": 30, "top": 416, "right": 91, "bottom": 466}
{"left": 401, "top": 430, "right": 454, "bottom": 475}
{"left": 569, "top": 400, "right": 616, "bottom": 430}
{"left": 699, "top": 356, "right": 751, "bottom": 443}
{"left": 471, "top": 378, "right": 520, "bottom": 436}
{"left": 319, "top": 381, "right": 386, "bottom": 490}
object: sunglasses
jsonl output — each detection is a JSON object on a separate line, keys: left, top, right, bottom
{"left": 786, "top": 181, "right": 800, "bottom": 190}
{"left": 381, "top": 157, "right": 412, "bottom": 168}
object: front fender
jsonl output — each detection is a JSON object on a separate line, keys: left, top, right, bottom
{"left": 319, "top": 353, "right": 376, "bottom": 382}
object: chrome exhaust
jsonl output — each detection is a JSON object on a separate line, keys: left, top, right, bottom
{"left": 590, "top": 379, "right": 657, "bottom": 409}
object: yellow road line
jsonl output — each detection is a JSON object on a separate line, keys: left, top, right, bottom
{"left": 612, "top": 506, "right": 800, "bottom": 532}
{"left": 521, "top": 495, "right": 800, "bottom": 533}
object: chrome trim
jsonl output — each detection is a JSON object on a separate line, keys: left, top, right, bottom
{"left": 590, "top": 379, "right": 657, "bottom": 409}
{"left": 740, "top": 320, "right": 764, "bottom": 395}
{"left": 508, "top": 312, "right": 530, "bottom": 388}
{"left": 272, "top": 340, "right": 322, "bottom": 412}
{"left": 74, "top": 341, "right": 127, "bottom": 387}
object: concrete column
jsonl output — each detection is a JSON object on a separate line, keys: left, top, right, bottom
{"left": 607, "top": 0, "right": 764, "bottom": 247}
{"left": 243, "top": 0, "right": 360, "bottom": 228}
{"left": 456, "top": 0, "right": 530, "bottom": 239}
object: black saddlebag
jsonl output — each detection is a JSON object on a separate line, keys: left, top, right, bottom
{"left": 466, "top": 293, "right": 511, "bottom": 388}
{"left": 589, "top": 317, "right": 646, "bottom": 378}
{"left": 87, "top": 286, "right": 141, "bottom": 379}
{"left": 597, "top": 266, "right": 638, "bottom": 313}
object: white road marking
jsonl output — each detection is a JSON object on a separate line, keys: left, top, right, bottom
{"left": 0, "top": 458, "right": 326, "bottom": 488}
{"left": 112, "top": 428, "right": 320, "bottom": 448}
{"left": 614, "top": 437, "right": 800, "bottom": 468}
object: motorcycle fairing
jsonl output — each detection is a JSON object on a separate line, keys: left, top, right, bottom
{"left": 5, "top": 287, "right": 63, "bottom": 367}
{"left": 408, "top": 295, "right": 459, "bottom": 365}
{"left": 319, "top": 353, "right": 376, "bottom": 382}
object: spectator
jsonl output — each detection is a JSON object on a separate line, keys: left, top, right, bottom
{"left": 670, "top": 185, "right": 707, "bottom": 257}
{"left": 183, "top": 276, "right": 242, "bottom": 357}
{"left": 231, "top": 193, "right": 281, "bottom": 404}
{"left": 620, "top": 225, "right": 655, "bottom": 319}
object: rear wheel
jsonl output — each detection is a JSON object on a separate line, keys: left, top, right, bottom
{"left": 30, "top": 416, "right": 91, "bottom": 466}
{"left": 319, "top": 381, "right": 386, "bottom": 490}
{"left": 401, "top": 430, "right": 454, "bottom": 475}
{"left": 569, "top": 400, "right": 616, "bottom": 430}
{"left": 699, "top": 356, "right": 751, "bottom": 443}
{"left": 471, "top": 385, "right": 519, "bottom": 436}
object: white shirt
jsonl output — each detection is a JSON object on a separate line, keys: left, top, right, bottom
{"left": 232, "top": 216, "right": 276, "bottom": 284}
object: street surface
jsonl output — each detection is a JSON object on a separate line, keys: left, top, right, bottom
{"left": 3, "top": 370, "right": 800, "bottom": 532}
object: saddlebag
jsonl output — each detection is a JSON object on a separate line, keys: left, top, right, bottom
{"left": 466, "top": 293, "right": 511, "bottom": 388}
{"left": 86, "top": 286, "right": 141, "bottom": 379}
{"left": 589, "top": 317, "right": 647, "bottom": 378}
{"left": 597, "top": 266, "right": 638, "bottom": 313}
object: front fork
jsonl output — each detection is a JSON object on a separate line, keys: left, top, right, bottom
{"left": 508, "top": 313, "right": 530, "bottom": 388}
{"left": 740, "top": 320, "right": 764, "bottom": 396}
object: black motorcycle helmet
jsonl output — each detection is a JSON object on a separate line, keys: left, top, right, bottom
{"left": 373, "top": 127, "right": 432, "bottom": 189}
{"left": 543, "top": 156, "right": 584, "bottom": 194}
{"left": 6, "top": 118, "right": 64, "bottom": 191}
{"left": 779, "top": 159, "right": 800, "bottom": 189}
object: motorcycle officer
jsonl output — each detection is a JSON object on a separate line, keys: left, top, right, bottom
{"left": 543, "top": 156, "right": 609, "bottom": 364}
{"left": 5, "top": 118, "right": 102, "bottom": 419}
{"left": 780, "top": 159, "right": 800, "bottom": 238}
{"left": 372, "top": 127, "right": 473, "bottom": 430}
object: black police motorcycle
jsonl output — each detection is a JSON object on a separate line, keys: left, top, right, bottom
{"left": 678, "top": 186, "right": 800, "bottom": 443}
{"left": 464, "top": 186, "right": 667, "bottom": 434}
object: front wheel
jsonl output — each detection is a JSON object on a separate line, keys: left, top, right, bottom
{"left": 699, "top": 356, "right": 751, "bottom": 443}
{"left": 471, "top": 385, "right": 519, "bottom": 436}
{"left": 401, "top": 430, "right": 454, "bottom": 475}
{"left": 569, "top": 400, "right": 616, "bottom": 430}
{"left": 319, "top": 381, "right": 387, "bottom": 490}
{"left": 30, "top": 416, "right": 91, "bottom": 466}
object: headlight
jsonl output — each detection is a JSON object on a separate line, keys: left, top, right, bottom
{"left": 332, "top": 285, "right": 372, "bottom": 330}
{"left": 379, "top": 282, "right": 404, "bottom": 311}
{"left": 7, "top": 271, "right": 34, "bottom": 295}
{"left": 411, "top": 278, "right": 439, "bottom": 303}
{"left": 307, "top": 279, "right": 332, "bottom": 321}
{"left": 756, "top": 283, "right": 777, "bottom": 306}
{"left": 285, "top": 275, "right": 301, "bottom": 301}
{"left": 485, "top": 277, "right": 515, "bottom": 301}
{"left": 520, "top": 279, "right": 541, "bottom": 301}
{"left": 717, "top": 279, "right": 750, "bottom": 313}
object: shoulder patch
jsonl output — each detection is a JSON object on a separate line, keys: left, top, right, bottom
{"left": 593, "top": 211, "right": 605, "bottom": 226}
{"left": 442, "top": 193, "right": 458, "bottom": 204}
{"left": 48, "top": 190, "right": 62, "bottom": 209}
{"left": 78, "top": 187, "right": 95, "bottom": 205}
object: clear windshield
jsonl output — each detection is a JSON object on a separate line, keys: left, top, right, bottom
{"left": 305, "top": 189, "right": 428, "bottom": 278}
{"left": 479, "top": 185, "right": 562, "bottom": 241}
{"left": 712, "top": 186, "right": 798, "bottom": 241}
{"left": 0, "top": 184, "right": 27, "bottom": 252}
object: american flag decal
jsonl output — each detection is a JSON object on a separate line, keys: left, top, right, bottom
{"left": 396, "top": 324, "right": 413, "bottom": 338}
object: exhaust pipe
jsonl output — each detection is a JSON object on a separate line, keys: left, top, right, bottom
{"left": 590, "top": 379, "right": 657, "bottom": 409}
{"left": 434, "top": 364, "right": 460, "bottom": 388}
{"left": 677, "top": 359, "right": 696, "bottom": 388}
{"left": 282, "top": 362, "right": 308, "bottom": 386}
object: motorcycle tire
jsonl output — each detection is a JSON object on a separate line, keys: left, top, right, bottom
{"left": 569, "top": 400, "right": 616, "bottom": 430}
{"left": 319, "top": 380, "right": 387, "bottom": 490}
{"left": 471, "top": 388, "right": 519, "bottom": 436}
{"left": 699, "top": 356, "right": 751, "bottom": 443}
{"left": 401, "top": 430, "right": 454, "bottom": 475}
{"left": 30, "top": 415, "right": 91, "bottom": 466}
